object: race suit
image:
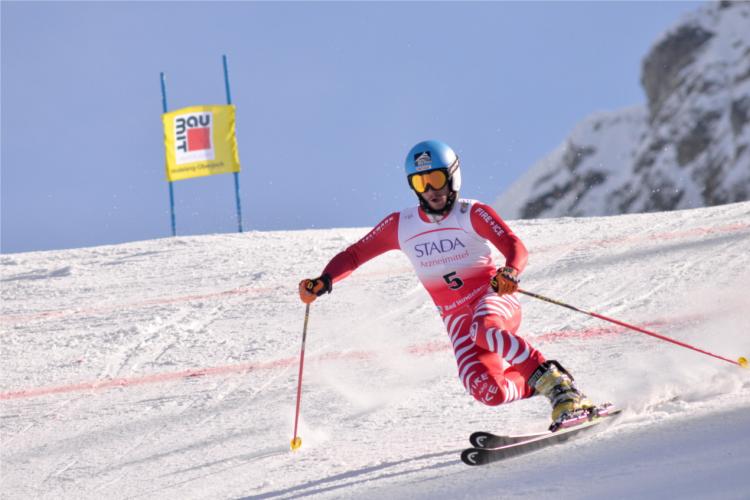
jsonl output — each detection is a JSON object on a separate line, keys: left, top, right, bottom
{"left": 321, "top": 199, "right": 545, "bottom": 406}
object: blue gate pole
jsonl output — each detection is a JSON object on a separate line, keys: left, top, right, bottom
{"left": 223, "top": 54, "right": 244, "bottom": 233}
{"left": 160, "top": 71, "right": 177, "bottom": 237}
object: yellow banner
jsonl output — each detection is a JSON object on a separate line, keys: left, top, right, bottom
{"left": 162, "top": 105, "right": 241, "bottom": 182}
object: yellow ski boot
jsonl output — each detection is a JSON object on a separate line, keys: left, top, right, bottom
{"left": 529, "top": 360, "right": 594, "bottom": 424}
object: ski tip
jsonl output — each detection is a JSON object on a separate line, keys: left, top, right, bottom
{"left": 738, "top": 356, "right": 748, "bottom": 369}
{"left": 461, "top": 448, "right": 486, "bottom": 466}
{"left": 469, "top": 431, "right": 493, "bottom": 448}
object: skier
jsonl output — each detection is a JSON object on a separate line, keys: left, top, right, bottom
{"left": 299, "top": 140, "right": 592, "bottom": 424}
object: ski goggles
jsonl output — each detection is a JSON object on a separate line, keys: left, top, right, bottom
{"left": 408, "top": 169, "right": 448, "bottom": 193}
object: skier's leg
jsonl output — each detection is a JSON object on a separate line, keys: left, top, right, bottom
{"left": 470, "top": 348, "right": 537, "bottom": 405}
{"left": 468, "top": 292, "right": 545, "bottom": 380}
{"left": 465, "top": 292, "right": 593, "bottom": 420}
{"left": 444, "top": 309, "right": 534, "bottom": 406}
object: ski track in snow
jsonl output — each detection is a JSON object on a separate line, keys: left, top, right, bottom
{"left": 1, "top": 203, "right": 749, "bottom": 499}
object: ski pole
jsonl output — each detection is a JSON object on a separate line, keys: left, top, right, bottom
{"left": 518, "top": 288, "right": 748, "bottom": 369}
{"left": 291, "top": 303, "right": 311, "bottom": 451}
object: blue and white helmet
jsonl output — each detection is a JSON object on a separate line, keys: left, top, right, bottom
{"left": 404, "top": 140, "right": 462, "bottom": 214}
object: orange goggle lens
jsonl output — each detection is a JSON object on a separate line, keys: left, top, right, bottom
{"left": 409, "top": 170, "right": 448, "bottom": 193}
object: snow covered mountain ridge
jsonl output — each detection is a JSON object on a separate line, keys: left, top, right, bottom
{"left": 494, "top": 0, "right": 750, "bottom": 219}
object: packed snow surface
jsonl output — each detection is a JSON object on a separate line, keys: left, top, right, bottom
{"left": 2, "top": 202, "right": 749, "bottom": 499}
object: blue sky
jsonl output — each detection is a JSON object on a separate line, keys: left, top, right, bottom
{"left": 1, "top": 1, "right": 701, "bottom": 254}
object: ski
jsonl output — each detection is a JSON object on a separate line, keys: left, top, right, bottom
{"left": 469, "top": 430, "right": 548, "bottom": 449}
{"left": 470, "top": 403, "right": 620, "bottom": 448}
{"left": 462, "top": 404, "right": 621, "bottom": 466}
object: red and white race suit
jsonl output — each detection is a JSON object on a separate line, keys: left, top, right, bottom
{"left": 321, "top": 199, "right": 545, "bottom": 406}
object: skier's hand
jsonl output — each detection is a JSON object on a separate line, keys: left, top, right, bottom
{"left": 298, "top": 274, "right": 332, "bottom": 304}
{"left": 491, "top": 267, "right": 519, "bottom": 295}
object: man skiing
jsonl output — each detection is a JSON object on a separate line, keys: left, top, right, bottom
{"left": 299, "top": 140, "right": 592, "bottom": 424}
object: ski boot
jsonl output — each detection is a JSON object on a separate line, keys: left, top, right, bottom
{"left": 528, "top": 360, "right": 594, "bottom": 428}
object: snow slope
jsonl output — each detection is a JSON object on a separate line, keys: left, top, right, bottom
{"left": 2, "top": 202, "right": 750, "bottom": 499}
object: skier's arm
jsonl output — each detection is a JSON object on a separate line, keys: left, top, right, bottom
{"left": 323, "top": 212, "right": 400, "bottom": 282}
{"left": 470, "top": 202, "right": 528, "bottom": 274}
{"left": 299, "top": 213, "right": 400, "bottom": 304}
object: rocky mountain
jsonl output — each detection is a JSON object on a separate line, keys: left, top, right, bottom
{"left": 494, "top": 0, "right": 750, "bottom": 219}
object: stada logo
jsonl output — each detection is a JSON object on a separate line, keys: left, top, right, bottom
{"left": 174, "top": 111, "right": 214, "bottom": 164}
{"left": 414, "top": 237, "right": 466, "bottom": 258}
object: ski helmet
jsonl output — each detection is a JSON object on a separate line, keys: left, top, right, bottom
{"left": 404, "top": 140, "right": 461, "bottom": 214}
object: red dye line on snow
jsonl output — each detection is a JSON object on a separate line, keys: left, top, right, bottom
{"left": 0, "top": 350, "right": 377, "bottom": 402}
{"left": 1, "top": 313, "right": 697, "bottom": 402}
{"left": 406, "top": 340, "right": 449, "bottom": 356}
{"left": 536, "top": 321, "right": 669, "bottom": 342}
{"left": 0, "top": 357, "right": 290, "bottom": 401}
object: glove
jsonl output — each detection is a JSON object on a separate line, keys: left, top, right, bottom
{"left": 490, "top": 266, "right": 520, "bottom": 295}
{"left": 298, "top": 274, "right": 332, "bottom": 304}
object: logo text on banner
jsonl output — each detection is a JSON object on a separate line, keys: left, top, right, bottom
{"left": 162, "top": 104, "right": 241, "bottom": 182}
